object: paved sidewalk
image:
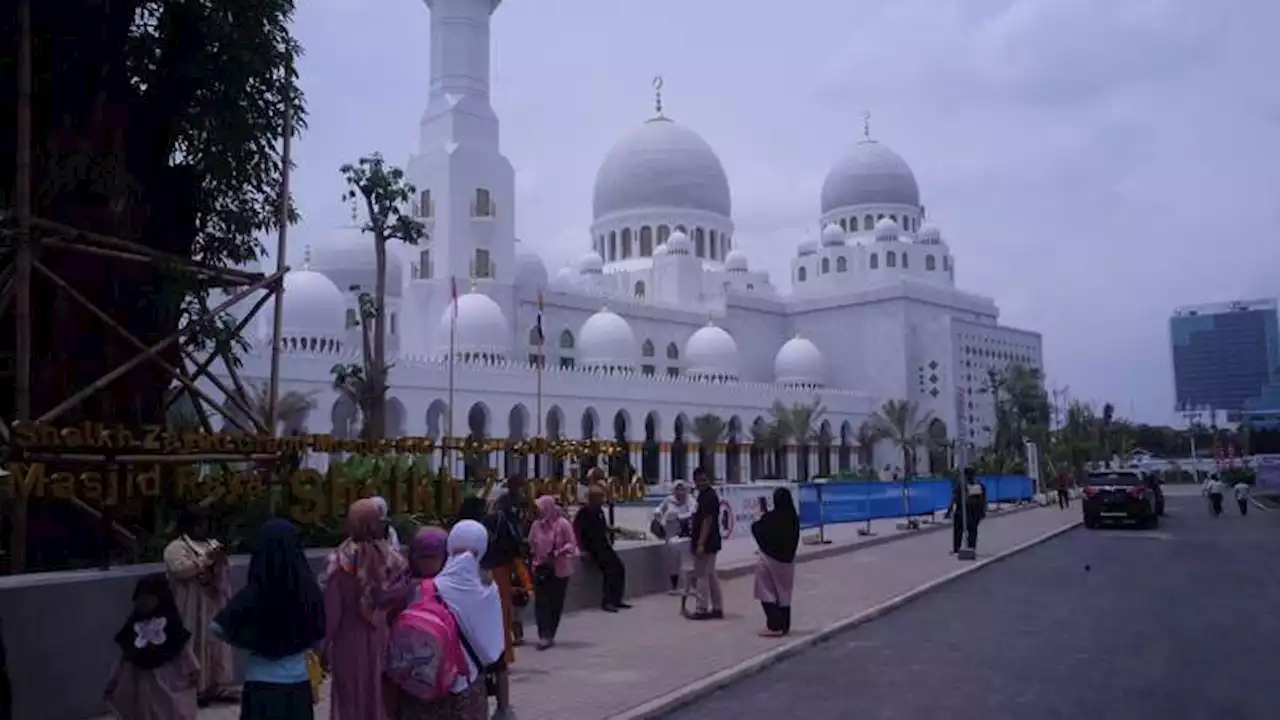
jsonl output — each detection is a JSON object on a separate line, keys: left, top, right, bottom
{"left": 98, "top": 505, "right": 1073, "bottom": 720}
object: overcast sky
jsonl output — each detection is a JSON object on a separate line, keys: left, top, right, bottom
{"left": 285, "top": 0, "right": 1280, "bottom": 425}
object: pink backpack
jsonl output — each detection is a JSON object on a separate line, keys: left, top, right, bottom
{"left": 385, "top": 579, "right": 467, "bottom": 701}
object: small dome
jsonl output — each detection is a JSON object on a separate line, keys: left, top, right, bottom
{"left": 435, "top": 289, "right": 510, "bottom": 361}
{"left": 774, "top": 335, "right": 825, "bottom": 387}
{"left": 724, "top": 249, "right": 749, "bottom": 272}
{"left": 667, "top": 231, "right": 693, "bottom": 255}
{"left": 917, "top": 224, "right": 942, "bottom": 245}
{"left": 578, "top": 252, "right": 604, "bottom": 275}
{"left": 308, "top": 225, "right": 405, "bottom": 297}
{"left": 797, "top": 240, "right": 818, "bottom": 257}
{"left": 685, "top": 321, "right": 740, "bottom": 380}
{"left": 578, "top": 306, "right": 637, "bottom": 371}
{"left": 874, "top": 217, "right": 900, "bottom": 242}
{"left": 653, "top": 243, "right": 670, "bottom": 258}
{"left": 821, "top": 223, "right": 846, "bottom": 246}
{"left": 515, "top": 243, "right": 548, "bottom": 289}
{"left": 821, "top": 140, "right": 921, "bottom": 214}
{"left": 278, "top": 269, "right": 347, "bottom": 339}
{"left": 592, "top": 118, "right": 732, "bottom": 220}
{"left": 555, "top": 265, "right": 574, "bottom": 283}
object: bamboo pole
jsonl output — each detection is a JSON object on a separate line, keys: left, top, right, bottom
{"left": 0, "top": 265, "right": 14, "bottom": 317}
{"left": 35, "top": 268, "right": 286, "bottom": 425}
{"left": 32, "top": 260, "right": 259, "bottom": 434}
{"left": 266, "top": 95, "right": 294, "bottom": 438}
{"left": 9, "top": 0, "right": 34, "bottom": 573}
{"left": 166, "top": 286, "right": 277, "bottom": 411}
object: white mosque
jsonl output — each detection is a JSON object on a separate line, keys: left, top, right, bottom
{"left": 215, "top": 0, "right": 1043, "bottom": 484}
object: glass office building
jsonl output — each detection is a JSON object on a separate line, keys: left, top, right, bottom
{"left": 1170, "top": 299, "right": 1280, "bottom": 420}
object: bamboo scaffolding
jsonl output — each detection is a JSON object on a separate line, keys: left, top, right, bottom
{"left": 266, "top": 96, "right": 294, "bottom": 436}
{"left": 167, "top": 287, "right": 277, "bottom": 411}
{"left": 9, "top": 0, "right": 34, "bottom": 573}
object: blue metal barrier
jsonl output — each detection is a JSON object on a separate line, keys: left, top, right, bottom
{"left": 796, "top": 476, "right": 1035, "bottom": 529}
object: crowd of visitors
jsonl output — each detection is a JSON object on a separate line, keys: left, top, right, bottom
{"left": 99, "top": 467, "right": 801, "bottom": 720}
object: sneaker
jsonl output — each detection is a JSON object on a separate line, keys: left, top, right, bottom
{"left": 689, "top": 610, "right": 717, "bottom": 621}
{"left": 536, "top": 638, "right": 553, "bottom": 651}
{"left": 492, "top": 708, "right": 518, "bottom": 720}
{"left": 602, "top": 604, "right": 619, "bottom": 613}
{"left": 667, "top": 588, "right": 682, "bottom": 596}
{"left": 709, "top": 609, "right": 724, "bottom": 619}
{"left": 616, "top": 602, "right": 633, "bottom": 609}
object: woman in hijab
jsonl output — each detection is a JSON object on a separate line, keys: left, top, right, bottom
{"left": 528, "top": 496, "right": 579, "bottom": 649}
{"left": 162, "top": 505, "right": 235, "bottom": 704}
{"left": 211, "top": 520, "right": 325, "bottom": 720}
{"left": 750, "top": 487, "right": 801, "bottom": 637}
{"left": 322, "top": 498, "right": 409, "bottom": 720}
{"left": 105, "top": 573, "right": 200, "bottom": 720}
{"left": 434, "top": 520, "right": 510, "bottom": 720}
{"left": 407, "top": 526, "right": 450, "bottom": 580}
{"left": 373, "top": 496, "right": 403, "bottom": 552}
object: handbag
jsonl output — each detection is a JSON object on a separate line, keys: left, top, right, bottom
{"left": 533, "top": 558, "right": 556, "bottom": 586}
{"left": 305, "top": 650, "right": 324, "bottom": 704}
{"left": 649, "top": 517, "right": 666, "bottom": 540}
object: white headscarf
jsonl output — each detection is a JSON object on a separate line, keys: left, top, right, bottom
{"left": 372, "top": 496, "right": 401, "bottom": 552}
{"left": 434, "top": 520, "right": 505, "bottom": 676}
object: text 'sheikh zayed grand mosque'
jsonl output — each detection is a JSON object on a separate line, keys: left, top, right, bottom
{"left": 214, "top": 0, "right": 1043, "bottom": 482}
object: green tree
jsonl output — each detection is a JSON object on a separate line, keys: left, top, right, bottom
{"left": 854, "top": 420, "right": 883, "bottom": 472}
{"left": 868, "top": 398, "right": 934, "bottom": 478}
{"left": 333, "top": 154, "right": 426, "bottom": 440}
{"left": 690, "top": 414, "right": 728, "bottom": 478}
{"left": 766, "top": 398, "right": 827, "bottom": 480}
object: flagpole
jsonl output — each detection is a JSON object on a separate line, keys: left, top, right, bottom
{"left": 535, "top": 290, "right": 545, "bottom": 479}
{"left": 447, "top": 276, "right": 458, "bottom": 480}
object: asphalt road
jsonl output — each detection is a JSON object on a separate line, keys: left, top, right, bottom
{"left": 665, "top": 495, "right": 1280, "bottom": 720}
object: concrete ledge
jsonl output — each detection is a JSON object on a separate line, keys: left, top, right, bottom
{"left": 611, "top": 518, "right": 1083, "bottom": 720}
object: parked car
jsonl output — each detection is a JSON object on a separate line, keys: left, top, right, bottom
{"left": 1082, "top": 469, "right": 1160, "bottom": 529}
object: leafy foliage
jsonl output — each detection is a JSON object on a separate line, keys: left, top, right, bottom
{"left": 868, "top": 398, "right": 936, "bottom": 477}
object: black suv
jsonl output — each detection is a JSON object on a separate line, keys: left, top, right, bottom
{"left": 1082, "top": 469, "right": 1160, "bottom": 529}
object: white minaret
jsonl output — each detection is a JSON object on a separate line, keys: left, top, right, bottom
{"left": 406, "top": 0, "right": 516, "bottom": 289}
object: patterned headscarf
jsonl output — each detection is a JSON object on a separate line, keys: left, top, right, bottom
{"left": 324, "top": 498, "right": 407, "bottom": 622}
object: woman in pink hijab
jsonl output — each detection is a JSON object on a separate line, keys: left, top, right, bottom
{"left": 322, "top": 498, "right": 408, "bottom": 719}
{"left": 527, "top": 496, "right": 578, "bottom": 650}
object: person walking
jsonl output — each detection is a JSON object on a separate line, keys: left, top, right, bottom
{"left": 1204, "top": 475, "right": 1226, "bottom": 517}
{"left": 949, "top": 469, "right": 987, "bottom": 554}
{"left": 1233, "top": 478, "right": 1252, "bottom": 516}
{"left": 574, "top": 485, "right": 630, "bottom": 612}
{"left": 751, "top": 488, "right": 800, "bottom": 637}
{"left": 321, "top": 498, "right": 409, "bottom": 720}
{"left": 212, "top": 520, "right": 326, "bottom": 720}
{"left": 482, "top": 477, "right": 531, "bottom": 654}
{"left": 528, "top": 496, "right": 579, "bottom": 649}
{"left": 104, "top": 573, "right": 200, "bottom": 720}
{"left": 162, "top": 505, "right": 235, "bottom": 706}
{"left": 688, "top": 467, "right": 724, "bottom": 621}
{"left": 1055, "top": 472, "right": 1071, "bottom": 509}
{"left": 455, "top": 498, "right": 518, "bottom": 720}
{"left": 652, "top": 480, "right": 696, "bottom": 594}
{"left": 436, "top": 520, "right": 512, "bottom": 720}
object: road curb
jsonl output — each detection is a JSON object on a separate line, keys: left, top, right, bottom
{"left": 610, "top": 517, "right": 1082, "bottom": 720}
{"left": 718, "top": 503, "right": 1040, "bottom": 581}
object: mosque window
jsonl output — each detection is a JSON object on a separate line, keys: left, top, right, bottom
{"left": 345, "top": 308, "right": 358, "bottom": 328}
{"left": 676, "top": 225, "right": 687, "bottom": 234}
{"left": 864, "top": 214, "right": 873, "bottom": 229}
{"left": 709, "top": 230, "right": 718, "bottom": 260}
{"left": 418, "top": 189, "right": 433, "bottom": 218}
{"left": 418, "top": 249, "right": 433, "bottom": 279}
{"left": 836, "top": 256, "right": 848, "bottom": 273}
{"left": 642, "top": 339, "right": 655, "bottom": 358}
{"left": 634, "top": 280, "right": 646, "bottom": 298}
{"left": 746, "top": 283, "right": 755, "bottom": 291}
{"left": 666, "top": 342, "right": 679, "bottom": 360}
{"left": 886, "top": 251, "right": 897, "bottom": 268}
{"left": 642, "top": 364, "right": 655, "bottom": 376}
{"left": 658, "top": 225, "right": 671, "bottom": 244}
{"left": 666, "top": 367, "right": 680, "bottom": 377}
{"left": 608, "top": 232, "right": 617, "bottom": 261}
{"left": 901, "top": 252, "right": 909, "bottom": 269}
{"left": 943, "top": 256, "right": 951, "bottom": 271}
{"left": 839, "top": 218, "right": 848, "bottom": 232}
{"left": 851, "top": 217, "right": 860, "bottom": 232}
{"left": 869, "top": 253, "right": 879, "bottom": 269}
{"left": 640, "top": 226, "right": 653, "bottom": 256}
{"left": 528, "top": 327, "right": 542, "bottom": 346}
{"left": 877, "top": 213, "right": 885, "bottom": 222}
{"left": 926, "top": 254, "right": 936, "bottom": 271}
{"left": 529, "top": 353, "right": 545, "bottom": 367}
{"left": 559, "top": 329, "right": 575, "bottom": 350}
{"left": 472, "top": 249, "right": 492, "bottom": 278}
{"left": 473, "top": 188, "right": 493, "bottom": 217}
{"left": 559, "top": 357, "right": 575, "bottom": 369}
{"left": 821, "top": 258, "right": 830, "bottom": 274}
{"left": 890, "top": 214, "right": 897, "bottom": 225}
{"left": 621, "top": 228, "right": 633, "bottom": 258}
{"left": 797, "top": 267, "right": 807, "bottom": 282}
{"left": 695, "top": 228, "right": 706, "bottom": 257}
{"left": 723, "top": 233, "right": 731, "bottom": 253}
{"left": 390, "top": 313, "right": 397, "bottom": 335}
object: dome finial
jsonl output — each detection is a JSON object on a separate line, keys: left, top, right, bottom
{"left": 862, "top": 110, "right": 872, "bottom": 141}
{"left": 652, "top": 75, "right": 665, "bottom": 119}
{"left": 468, "top": 278, "right": 479, "bottom": 293}
{"left": 706, "top": 312, "right": 715, "bottom": 327}
{"left": 303, "top": 244, "right": 312, "bottom": 270}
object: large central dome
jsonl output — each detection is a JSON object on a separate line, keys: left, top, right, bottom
{"left": 592, "top": 118, "right": 732, "bottom": 220}
{"left": 821, "top": 140, "right": 920, "bottom": 214}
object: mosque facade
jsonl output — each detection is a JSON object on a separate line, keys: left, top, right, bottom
{"left": 213, "top": 0, "right": 1042, "bottom": 483}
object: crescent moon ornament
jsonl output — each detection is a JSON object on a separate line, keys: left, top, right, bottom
{"left": 653, "top": 75, "right": 664, "bottom": 90}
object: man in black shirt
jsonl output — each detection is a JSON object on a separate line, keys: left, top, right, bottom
{"left": 575, "top": 483, "right": 632, "bottom": 612}
{"left": 688, "top": 467, "right": 724, "bottom": 620}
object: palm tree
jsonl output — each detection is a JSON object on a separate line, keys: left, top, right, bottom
{"left": 226, "top": 381, "right": 318, "bottom": 435}
{"left": 690, "top": 414, "right": 728, "bottom": 479}
{"left": 751, "top": 419, "right": 786, "bottom": 478}
{"left": 766, "top": 399, "right": 827, "bottom": 480}
{"left": 868, "top": 398, "right": 934, "bottom": 478}
{"left": 854, "top": 420, "right": 883, "bottom": 472}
